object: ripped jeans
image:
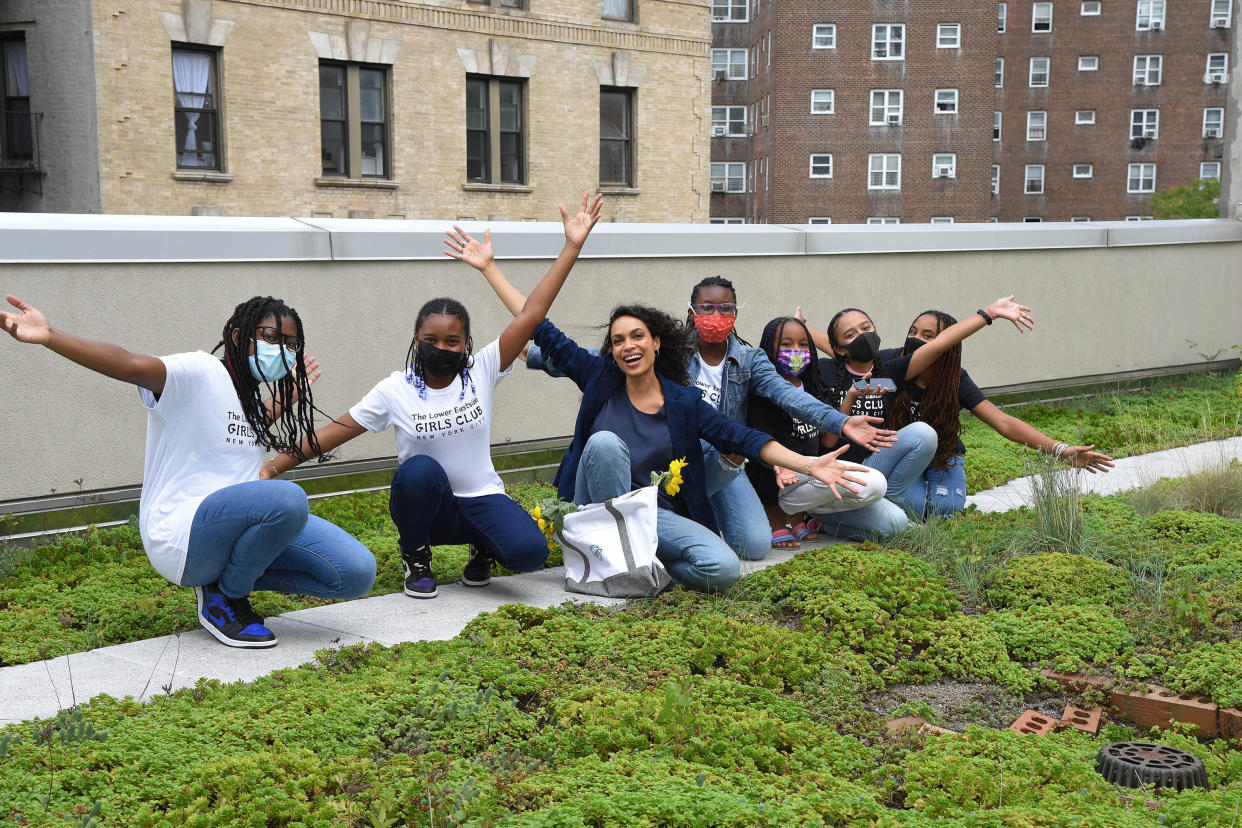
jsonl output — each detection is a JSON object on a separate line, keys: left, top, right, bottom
{"left": 901, "top": 453, "right": 968, "bottom": 518}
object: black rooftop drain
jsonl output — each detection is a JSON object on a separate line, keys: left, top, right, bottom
{"left": 1096, "top": 742, "right": 1209, "bottom": 791}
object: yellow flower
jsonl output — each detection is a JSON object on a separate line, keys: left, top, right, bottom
{"left": 663, "top": 456, "right": 687, "bottom": 496}
{"left": 537, "top": 517, "right": 547, "bottom": 532}
{"left": 532, "top": 505, "right": 542, "bottom": 521}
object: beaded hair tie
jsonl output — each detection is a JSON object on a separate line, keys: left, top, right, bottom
{"left": 405, "top": 363, "right": 476, "bottom": 402}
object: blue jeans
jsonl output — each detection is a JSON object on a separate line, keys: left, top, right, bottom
{"left": 703, "top": 444, "right": 771, "bottom": 561}
{"left": 574, "top": 432, "right": 740, "bottom": 591}
{"left": 903, "top": 453, "right": 968, "bottom": 518}
{"left": 388, "top": 455, "right": 549, "bottom": 573}
{"left": 182, "top": 480, "right": 376, "bottom": 600}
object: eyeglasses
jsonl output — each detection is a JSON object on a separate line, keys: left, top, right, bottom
{"left": 690, "top": 302, "right": 740, "bottom": 316}
{"left": 254, "top": 325, "right": 303, "bottom": 352}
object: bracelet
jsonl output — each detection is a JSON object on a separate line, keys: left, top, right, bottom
{"left": 805, "top": 458, "right": 814, "bottom": 475}
{"left": 1049, "top": 441, "right": 1068, "bottom": 458}
{"left": 976, "top": 308, "right": 993, "bottom": 326}
{"left": 268, "top": 461, "right": 281, "bottom": 478}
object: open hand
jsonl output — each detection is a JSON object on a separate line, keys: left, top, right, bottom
{"left": 774, "top": 465, "right": 799, "bottom": 489}
{"left": 444, "top": 226, "right": 494, "bottom": 272}
{"left": 986, "top": 295, "right": 1035, "bottom": 333}
{"left": 806, "top": 445, "right": 866, "bottom": 498}
{"left": 1062, "top": 445, "right": 1115, "bottom": 474}
{"left": 561, "top": 191, "right": 603, "bottom": 250}
{"left": 302, "top": 353, "right": 322, "bottom": 386}
{"left": 0, "top": 295, "right": 51, "bottom": 345}
{"left": 794, "top": 306, "right": 807, "bottom": 324}
{"left": 842, "top": 415, "right": 898, "bottom": 453}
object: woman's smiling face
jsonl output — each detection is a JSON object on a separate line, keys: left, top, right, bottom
{"left": 609, "top": 315, "right": 661, "bottom": 377}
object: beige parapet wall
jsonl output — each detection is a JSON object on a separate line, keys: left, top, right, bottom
{"left": 1, "top": 214, "right": 1240, "bottom": 505}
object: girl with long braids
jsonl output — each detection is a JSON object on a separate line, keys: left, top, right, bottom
{"left": 0, "top": 294, "right": 376, "bottom": 648}
{"left": 269, "top": 193, "right": 603, "bottom": 598}
{"left": 892, "top": 310, "right": 1114, "bottom": 517}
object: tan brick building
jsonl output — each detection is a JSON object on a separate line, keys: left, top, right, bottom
{"left": 0, "top": 0, "right": 712, "bottom": 222}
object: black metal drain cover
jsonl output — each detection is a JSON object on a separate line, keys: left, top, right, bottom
{"left": 1096, "top": 742, "right": 1209, "bottom": 791}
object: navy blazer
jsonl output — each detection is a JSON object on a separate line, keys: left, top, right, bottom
{"left": 534, "top": 320, "right": 771, "bottom": 534}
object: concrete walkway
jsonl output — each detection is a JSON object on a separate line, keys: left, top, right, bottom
{"left": 4, "top": 436, "right": 1241, "bottom": 725}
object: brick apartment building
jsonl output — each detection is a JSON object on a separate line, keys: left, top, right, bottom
{"left": 710, "top": 0, "right": 1239, "bottom": 224}
{"left": 0, "top": 0, "right": 711, "bottom": 222}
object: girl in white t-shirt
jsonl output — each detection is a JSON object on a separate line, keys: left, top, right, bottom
{"left": 270, "top": 193, "right": 603, "bottom": 598}
{"left": 0, "top": 295, "right": 376, "bottom": 649}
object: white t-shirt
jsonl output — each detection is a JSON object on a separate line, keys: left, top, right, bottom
{"left": 694, "top": 357, "right": 726, "bottom": 409}
{"left": 349, "top": 338, "right": 512, "bottom": 498}
{"left": 138, "top": 351, "right": 265, "bottom": 584}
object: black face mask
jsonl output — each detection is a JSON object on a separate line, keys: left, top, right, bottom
{"left": 418, "top": 340, "right": 469, "bottom": 378}
{"left": 845, "top": 330, "right": 881, "bottom": 363}
{"left": 904, "top": 336, "right": 926, "bottom": 356}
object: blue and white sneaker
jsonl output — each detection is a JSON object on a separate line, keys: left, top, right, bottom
{"left": 194, "top": 583, "right": 278, "bottom": 648}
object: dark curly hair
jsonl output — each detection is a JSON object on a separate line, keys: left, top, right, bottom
{"left": 757, "top": 316, "right": 831, "bottom": 401}
{"left": 686, "top": 275, "right": 751, "bottom": 346}
{"left": 891, "top": 310, "right": 962, "bottom": 471}
{"left": 822, "top": 307, "right": 890, "bottom": 406}
{"left": 404, "top": 297, "right": 474, "bottom": 390}
{"left": 600, "top": 304, "right": 693, "bottom": 387}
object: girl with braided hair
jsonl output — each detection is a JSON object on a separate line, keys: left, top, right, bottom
{"left": 893, "top": 310, "right": 1114, "bottom": 517}
{"left": 0, "top": 294, "right": 376, "bottom": 649}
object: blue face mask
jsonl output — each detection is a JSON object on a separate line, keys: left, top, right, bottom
{"left": 248, "top": 340, "right": 296, "bottom": 383}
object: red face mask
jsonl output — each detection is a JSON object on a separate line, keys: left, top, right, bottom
{"left": 693, "top": 314, "right": 736, "bottom": 343}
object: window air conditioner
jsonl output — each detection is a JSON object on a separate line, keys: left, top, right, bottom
{"left": 711, "top": 125, "right": 726, "bottom": 136}
{"left": 936, "top": 166, "right": 952, "bottom": 178}
{"left": 710, "top": 180, "right": 726, "bottom": 192}
{"left": 1213, "top": 17, "right": 1229, "bottom": 27}
{"left": 1143, "top": 129, "right": 1157, "bottom": 138}
{"left": 1205, "top": 127, "right": 1223, "bottom": 138}
{"left": 1150, "top": 21, "right": 1162, "bottom": 30}
{"left": 1208, "top": 73, "right": 1225, "bottom": 84}
{"left": 887, "top": 114, "right": 900, "bottom": 124}
{"left": 760, "top": 114, "right": 769, "bottom": 126}
{"left": 713, "top": 69, "right": 728, "bottom": 81}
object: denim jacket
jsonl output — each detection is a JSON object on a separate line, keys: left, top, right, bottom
{"left": 532, "top": 320, "right": 770, "bottom": 534}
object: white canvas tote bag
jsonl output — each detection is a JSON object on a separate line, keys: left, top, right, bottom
{"left": 555, "top": 486, "right": 672, "bottom": 598}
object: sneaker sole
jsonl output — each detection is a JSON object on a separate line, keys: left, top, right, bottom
{"left": 194, "top": 587, "right": 279, "bottom": 649}
{"left": 403, "top": 586, "right": 438, "bottom": 598}
{"left": 460, "top": 575, "right": 491, "bottom": 588}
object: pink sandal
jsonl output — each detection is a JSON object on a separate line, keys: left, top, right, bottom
{"left": 771, "top": 528, "right": 800, "bottom": 549}
{"left": 792, "top": 519, "right": 822, "bottom": 541}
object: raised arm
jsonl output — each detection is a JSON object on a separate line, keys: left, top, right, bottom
{"left": 1, "top": 294, "right": 167, "bottom": 394}
{"left": 970, "top": 400, "right": 1115, "bottom": 473}
{"left": 906, "top": 296, "right": 1033, "bottom": 380}
{"left": 795, "top": 307, "right": 834, "bottom": 355}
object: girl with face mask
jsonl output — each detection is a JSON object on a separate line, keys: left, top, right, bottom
{"left": 0, "top": 294, "right": 376, "bottom": 649}
{"left": 269, "top": 193, "right": 603, "bottom": 600}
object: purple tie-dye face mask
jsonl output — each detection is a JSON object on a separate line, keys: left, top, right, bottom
{"left": 776, "top": 348, "right": 811, "bottom": 377}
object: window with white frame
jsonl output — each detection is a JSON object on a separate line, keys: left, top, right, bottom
{"left": 1204, "top": 107, "right": 1224, "bottom": 137}
{"left": 1133, "top": 55, "right": 1162, "bottom": 85}
{"left": 1137, "top": 1, "right": 1167, "bottom": 30}
{"left": 999, "top": 2, "right": 1007, "bottom": 31}
{"left": 930, "top": 217, "right": 955, "bottom": 223}
{"left": 1125, "top": 215, "right": 1155, "bottom": 221}
{"left": 711, "top": 0, "right": 748, "bottom": 22}
{"left": 870, "top": 89, "right": 903, "bottom": 124}
{"left": 748, "top": 160, "right": 755, "bottom": 192}
{"left": 934, "top": 89, "right": 959, "bottom": 114}
{"left": 1128, "top": 163, "right": 1156, "bottom": 193}
{"left": 989, "top": 217, "right": 999, "bottom": 222}
{"left": 867, "top": 217, "right": 900, "bottom": 225}
{"left": 1081, "top": 1, "right": 1101, "bottom": 14}
{"left": 1024, "top": 217, "right": 1044, "bottom": 222}
{"left": 811, "top": 89, "right": 835, "bottom": 114}
{"left": 996, "top": 58, "right": 1005, "bottom": 86}
{"left": 1025, "top": 165, "right": 1045, "bottom": 193}
{"left": 709, "top": 217, "right": 745, "bottom": 224}
{"left": 1071, "top": 215, "right": 1091, "bottom": 221}
{"left": 1027, "top": 111, "right": 1047, "bottom": 140}
{"left": 711, "top": 49, "right": 748, "bottom": 80}
{"left": 991, "top": 165, "right": 1000, "bottom": 194}
{"left": 1206, "top": 54, "right": 1228, "bottom": 82}
{"left": 1211, "top": 0, "right": 1233, "bottom": 27}
{"left": 1079, "top": 55, "right": 1099, "bottom": 71}
{"left": 1076, "top": 109, "right": 1096, "bottom": 124}
{"left": 868, "top": 154, "right": 901, "bottom": 189}
{"left": 994, "top": 110, "right": 1002, "bottom": 140}
{"left": 710, "top": 106, "right": 747, "bottom": 136}
{"left": 872, "top": 24, "right": 905, "bottom": 59}
{"left": 602, "top": 0, "right": 633, "bottom": 21}
{"left": 932, "top": 153, "right": 957, "bottom": 178}
{"left": 938, "top": 23, "right": 962, "bottom": 47}
{"left": 1030, "top": 57, "right": 1050, "bottom": 87}
{"left": 808, "top": 217, "right": 832, "bottom": 224}
{"left": 809, "top": 153, "right": 833, "bottom": 178}
{"left": 710, "top": 161, "right": 745, "bottom": 192}
{"left": 1200, "top": 162, "right": 1221, "bottom": 180}
{"left": 812, "top": 24, "right": 836, "bottom": 49}
{"left": 1073, "top": 163, "right": 1094, "bottom": 178}
{"left": 1033, "top": 2, "right": 1053, "bottom": 31}
{"left": 1130, "top": 109, "right": 1159, "bottom": 138}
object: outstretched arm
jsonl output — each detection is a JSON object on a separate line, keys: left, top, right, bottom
{"left": 758, "top": 443, "right": 865, "bottom": 499}
{"left": 264, "top": 412, "right": 366, "bottom": 478}
{"left": 445, "top": 192, "right": 603, "bottom": 370}
{"left": 906, "top": 296, "right": 1033, "bottom": 380}
{"left": 970, "top": 400, "right": 1115, "bottom": 473}
{"left": 1, "top": 294, "right": 167, "bottom": 394}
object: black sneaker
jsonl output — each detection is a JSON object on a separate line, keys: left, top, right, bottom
{"left": 194, "top": 583, "right": 278, "bottom": 648}
{"left": 400, "top": 546, "right": 437, "bottom": 598}
{"left": 461, "top": 544, "right": 494, "bottom": 587}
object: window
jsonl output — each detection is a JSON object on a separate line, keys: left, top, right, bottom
{"left": 994, "top": 110, "right": 1002, "bottom": 141}
{"left": 1125, "top": 215, "right": 1155, "bottom": 221}
{"left": 1076, "top": 110, "right": 1096, "bottom": 124}
{"left": 1027, "top": 111, "right": 1047, "bottom": 141}
{"left": 320, "top": 62, "right": 389, "bottom": 179}
{"left": 930, "top": 217, "right": 955, "bottom": 224}
{"left": 471, "top": 0, "right": 525, "bottom": 7}
{"left": 808, "top": 217, "right": 832, "bottom": 224}
{"left": 711, "top": 0, "right": 747, "bottom": 22}
{"left": 991, "top": 165, "right": 1000, "bottom": 195}
{"left": 1078, "top": 56, "right": 1099, "bottom": 71}
{"left": 1025, "top": 165, "right": 1045, "bottom": 193}
{"left": 602, "top": 0, "right": 633, "bottom": 21}
{"left": 1081, "top": 1, "right": 1101, "bottom": 14}
{"left": 932, "top": 153, "right": 957, "bottom": 178}
{"left": 1071, "top": 215, "right": 1091, "bottom": 221}
{"left": 709, "top": 217, "right": 744, "bottom": 224}
{"left": 600, "top": 88, "right": 632, "bottom": 186}
{"left": 1204, "top": 107, "right": 1225, "bottom": 137}
{"left": 872, "top": 24, "right": 905, "bottom": 60}
{"left": 1201, "top": 162, "right": 1221, "bottom": 180}
{"left": 1128, "top": 163, "right": 1156, "bottom": 193}
{"left": 996, "top": 57, "right": 1004, "bottom": 86}
{"left": 1073, "top": 163, "right": 1094, "bottom": 178}
{"left": 868, "top": 154, "right": 901, "bottom": 189}
{"left": 870, "top": 89, "right": 903, "bottom": 124}
{"left": 1211, "top": 0, "right": 1233, "bottom": 27}
{"left": 0, "top": 36, "right": 31, "bottom": 167}
{"left": 1133, "top": 55, "right": 1162, "bottom": 85}
{"left": 809, "top": 153, "right": 833, "bottom": 178}
{"left": 1137, "top": 1, "right": 1166, "bottom": 30}
{"left": 937, "top": 23, "right": 961, "bottom": 47}
{"left": 1023, "top": 217, "right": 1044, "bottom": 222}
{"left": 466, "top": 75, "right": 523, "bottom": 184}
{"left": 811, "top": 89, "right": 835, "bottom": 114}
{"left": 1029, "top": 57, "right": 1050, "bottom": 87}
{"left": 1033, "top": 2, "right": 1053, "bottom": 31}
{"left": 998, "top": 2, "right": 1007, "bottom": 32}
{"left": 711, "top": 49, "right": 748, "bottom": 80}
{"left": 812, "top": 24, "right": 836, "bottom": 49}
{"left": 711, "top": 106, "right": 747, "bottom": 136}
{"left": 1130, "top": 109, "right": 1159, "bottom": 138}
{"left": 1206, "top": 53, "right": 1228, "bottom": 81}
{"left": 172, "top": 47, "right": 221, "bottom": 170}
{"left": 867, "top": 217, "right": 900, "bottom": 225}
{"left": 710, "top": 162, "right": 745, "bottom": 192}
{"left": 934, "top": 89, "right": 959, "bottom": 114}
